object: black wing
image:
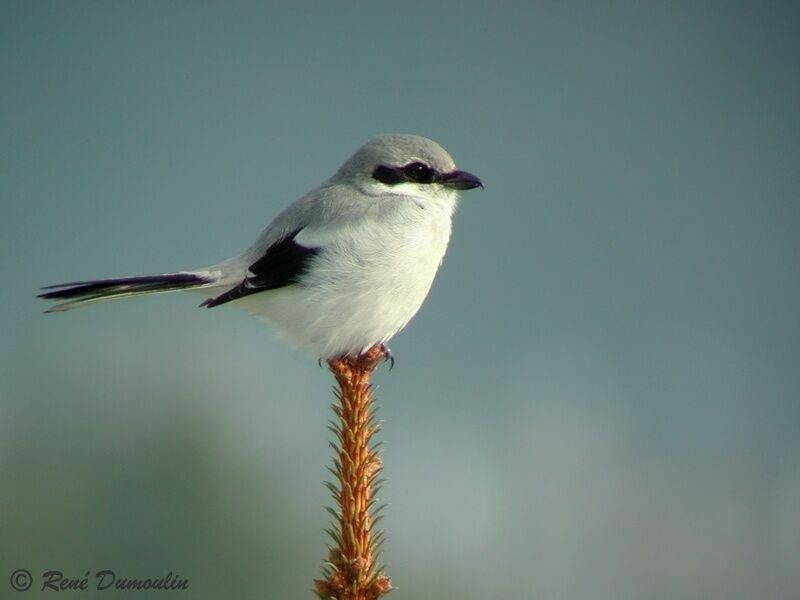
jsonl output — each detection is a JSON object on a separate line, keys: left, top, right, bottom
{"left": 201, "top": 229, "right": 320, "bottom": 308}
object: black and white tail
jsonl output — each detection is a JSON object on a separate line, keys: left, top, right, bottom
{"left": 38, "top": 272, "right": 214, "bottom": 312}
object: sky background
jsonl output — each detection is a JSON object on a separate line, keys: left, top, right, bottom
{"left": 2, "top": 2, "right": 799, "bottom": 599}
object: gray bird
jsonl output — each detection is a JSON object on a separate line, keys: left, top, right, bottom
{"left": 39, "top": 134, "right": 483, "bottom": 359}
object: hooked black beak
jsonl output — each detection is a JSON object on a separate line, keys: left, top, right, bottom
{"left": 437, "top": 169, "right": 484, "bottom": 190}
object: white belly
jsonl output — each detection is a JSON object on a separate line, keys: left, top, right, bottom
{"left": 237, "top": 198, "right": 455, "bottom": 358}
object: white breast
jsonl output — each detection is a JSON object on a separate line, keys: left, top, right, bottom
{"left": 238, "top": 194, "right": 457, "bottom": 358}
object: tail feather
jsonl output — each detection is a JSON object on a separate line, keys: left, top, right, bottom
{"left": 39, "top": 272, "right": 213, "bottom": 312}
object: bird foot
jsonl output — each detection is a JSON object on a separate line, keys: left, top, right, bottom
{"left": 321, "top": 344, "right": 394, "bottom": 372}
{"left": 379, "top": 344, "right": 395, "bottom": 370}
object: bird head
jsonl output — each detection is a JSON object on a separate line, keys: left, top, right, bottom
{"left": 335, "top": 134, "right": 483, "bottom": 200}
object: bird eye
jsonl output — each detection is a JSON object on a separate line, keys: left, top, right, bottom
{"left": 403, "top": 162, "right": 434, "bottom": 183}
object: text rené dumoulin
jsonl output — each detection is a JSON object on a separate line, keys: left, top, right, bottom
{"left": 40, "top": 570, "right": 189, "bottom": 592}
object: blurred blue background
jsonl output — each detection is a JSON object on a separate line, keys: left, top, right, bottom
{"left": 2, "top": 2, "right": 799, "bottom": 598}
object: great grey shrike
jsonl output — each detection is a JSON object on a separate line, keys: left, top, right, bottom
{"left": 39, "top": 134, "right": 483, "bottom": 359}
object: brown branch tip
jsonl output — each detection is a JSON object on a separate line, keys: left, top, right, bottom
{"left": 314, "top": 345, "right": 393, "bottom": 600}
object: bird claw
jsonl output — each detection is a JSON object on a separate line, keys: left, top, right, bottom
{"left": 319, "top": 345, "right": 394, "bottom": 370}
{"left": 380, "top": 344, "right": 395, "bottom": 370}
